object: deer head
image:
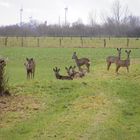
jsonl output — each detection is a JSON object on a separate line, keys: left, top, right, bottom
{"left": 72, "top": 52, "right": 77, "bottom": 59}
{"left": 24, "top": 58, "right": 35, "bottom": 79}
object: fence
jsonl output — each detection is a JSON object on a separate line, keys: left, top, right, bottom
{"left": 0, "top": 37, "right": 140, "bottom": 48}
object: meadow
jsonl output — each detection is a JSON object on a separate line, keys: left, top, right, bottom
{"left": 0, "top": 45, "right": 140, "bottom": 140}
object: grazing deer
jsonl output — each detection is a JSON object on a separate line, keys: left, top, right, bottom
{"left": 72, "top": 52, "right": 90, "bottom": 72}
{"left": 53, "top": 67, "right": 73, "bottom": 80}
{"left": 24, "top": 58, "right": 35, "bottom": 79}
{"left": 106, "top": 48, "right": 122, "bottom": 71}
{"left": 115, "top": 50, "right": 131, "bottom": 74}
{"left": 65, "top": 66, "right": 85, "bottom": 78}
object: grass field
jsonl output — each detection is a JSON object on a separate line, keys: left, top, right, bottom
{"left": 0, "top": 47, "right": 140, "bottom": 140}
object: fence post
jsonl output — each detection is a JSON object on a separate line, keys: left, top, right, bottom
{"left": 104, "top": 39, "right": 106, "bottom": 47}
{"left": 127, "top": 38, "right": 129, "bottom": 47}
{"left": 5, "top": 37, "right": 8, "bottom": 47}
{"left": 59, "top": 38, "right": 61, "bottom": 47}
{"left": 21, "top": 37, "right": 23, "bottom": 47}
{"left": 37, "top": 38, "right": 40, "bottom": 47}
{"left": 81, "top": 36, "right": 83, "bottom": 47}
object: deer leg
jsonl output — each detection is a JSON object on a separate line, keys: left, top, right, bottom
{"left": 116, "top": 66, "right": 120, "bottom": 74}
{"left": 107, "top": 62, "right": 111, "bottom": 71}
{"left": 86, "top": 63, "right": 90, "bottom": 72}
{"left": 27, "top": 71, "right": 29, "bottom": 79}
{"left": 126, "top": 67, "right": 129, "bottom": 73}
{"left": 78, "top": 66, "right": 81, "bottom": 71}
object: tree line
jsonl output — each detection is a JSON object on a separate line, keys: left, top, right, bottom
{"left": 0, "top": 0, "right": 140, "bottom": 37}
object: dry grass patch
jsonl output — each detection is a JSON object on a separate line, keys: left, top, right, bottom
{"left": 0, "top": 94, "right": 43, "bottom": 128}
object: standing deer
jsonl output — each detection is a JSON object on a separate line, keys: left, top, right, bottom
{"left": 72, "top": 52, "right": 90, "bottom": 72}
{"left": 24, "top": 58, "right": 35, "bottom": 79}
{"left": 65, "top": 66, "right": 85, "bottom": 78}
{"left": 115, "top": 50, "right": 131, "bottom": 74}
{"left": 106, "top": 48, "right": 122, "bottom": 71}
{"left": 53, "top": 67, "right": 73, "bottom": 80}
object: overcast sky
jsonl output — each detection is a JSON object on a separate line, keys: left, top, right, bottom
{"left": 0, "top": 0, "right": 140, "bottom": 26}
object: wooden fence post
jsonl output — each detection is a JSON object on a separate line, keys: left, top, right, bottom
{"left": 127, "top": 38, "right": 129, "bottom": 47}
{"left": 59, "top": 38, "right": 62, "bottom": 47}
{"left": 104, "top": 39, "right": 106, "bottom": 47}
{"left": 81, "top": 36, "right": 83, "bottom": 47}
{"left": 37, "top": 38, "right": 40, "bottom": 47}
{"left": 5, "top": 37, "right": 8, "bottom": 47}
{"left": 21, "top": 37, "right": 23, "bottom": 47}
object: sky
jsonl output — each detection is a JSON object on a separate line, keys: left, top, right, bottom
{"left": 0, "top": 0, "right": 140, "bottom": 26}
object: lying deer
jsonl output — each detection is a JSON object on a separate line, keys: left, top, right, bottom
{"left": 106, "top": 48, "right": 121, "bottom": 71}
{"left": 53, "top": 67, "right": 73, "bottom": 80}
{"left": 24, "top": 58, "right": 35, "bottom": 79}
{"left": 115, "top": 50, "right": 131, "bottom": 74}
{"left": 65, "top": 66, "right": 85, "bottom": 78}
{"left": 72, "top": 52, "right": 90, "bottom": 72}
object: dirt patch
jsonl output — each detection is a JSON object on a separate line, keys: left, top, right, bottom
{"left": 72, "top": 95, "right": 108, "bottom": 110}
{"left": 0, "top": 94, "right": 43, "bottom": 128}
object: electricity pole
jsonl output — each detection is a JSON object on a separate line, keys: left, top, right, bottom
{"left": 20, "top": 7, "right": 23, "bottom": 26}
{"left": 64, "top": 7, "right": 68, "bottom": 26}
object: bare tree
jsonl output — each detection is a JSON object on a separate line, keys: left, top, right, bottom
{"left": 111, "top": 0, "right": 130, "bottom": 24}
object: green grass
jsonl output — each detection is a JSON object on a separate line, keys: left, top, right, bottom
{"left": 0, "top": 47, "right": 140, "bottom": 140}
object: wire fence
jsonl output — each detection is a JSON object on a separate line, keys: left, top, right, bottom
{"left": 0, "top": 37, "right": 140, "bottom": 48}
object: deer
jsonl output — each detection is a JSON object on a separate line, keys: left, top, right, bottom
{"left": 115, "top": 50, "right": 131, "bottom": 74}
{"left": 65, "top": 66, "right": 85, "bottom": 79}
{"left": 72, "top": 52, "right": 90, "bottom": 72}
{"left": 106, "top": 48, "right": 122, "bottom": 71}
{"left": 24, "top": 58, "right": 35, "bottom": 79}
{"left": 53, "top": 67, "right": 73, "bottom": 80}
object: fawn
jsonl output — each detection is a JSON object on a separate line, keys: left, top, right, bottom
{"left": 106, "top": 48, "right": 121, "bottom": 71}
{"left": 72, "top": 52, "right": 90, "bottom": 72}
{"left": 115, "top": 50, "right": 131, "bottom": 74}
{"left": 53, "top": 67, "right": 73, "bottom": 80}
{"left": 24, "top": 58, "right": 35, "bottom": 79}
{"left": 65, "top": 66, "right": 85, "bottom": 78}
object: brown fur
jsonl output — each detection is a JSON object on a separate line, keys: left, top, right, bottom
{"left": 65, "top": 66, "right": 85, "bottom": 78}
{"left": 72, "top": 52, "right": 90, "bottom": 72}
{"left": 24, "top": 58, "right": 35, "bottom": 79}
{"left": 106, "top": 48, "right": 121, "bottom": 71}
{"left": 53, "top": 67, "right": 73, "bottom": 80}
{"left": 115, "top": 50, "right": 131, "bottom": 74}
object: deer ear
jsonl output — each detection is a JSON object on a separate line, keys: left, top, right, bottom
{"left": 129, "top": 50, "right": 131, "bottom": 53}
{"left": 26, "top": 58, "right": 29, "bottom": 61}
{"left": 65, "top": 67, "right": 68, "bottom": 70}
{"left": 31, "top": 58, "right": 33, "bottom": 61}
{"left": 58, "top": 68, "right": 60, "bottom": 72}
{"left": 125, "top": 50, "right": 128, "bottom": 53}
{"left": 53, "top": 68, "right": 55, "bottom": 72}
{"left": 117, "top": 48, "right": 118, "bottom": 50}
{"left": 73, "top": 65, "right": 76, "bottom": 69}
